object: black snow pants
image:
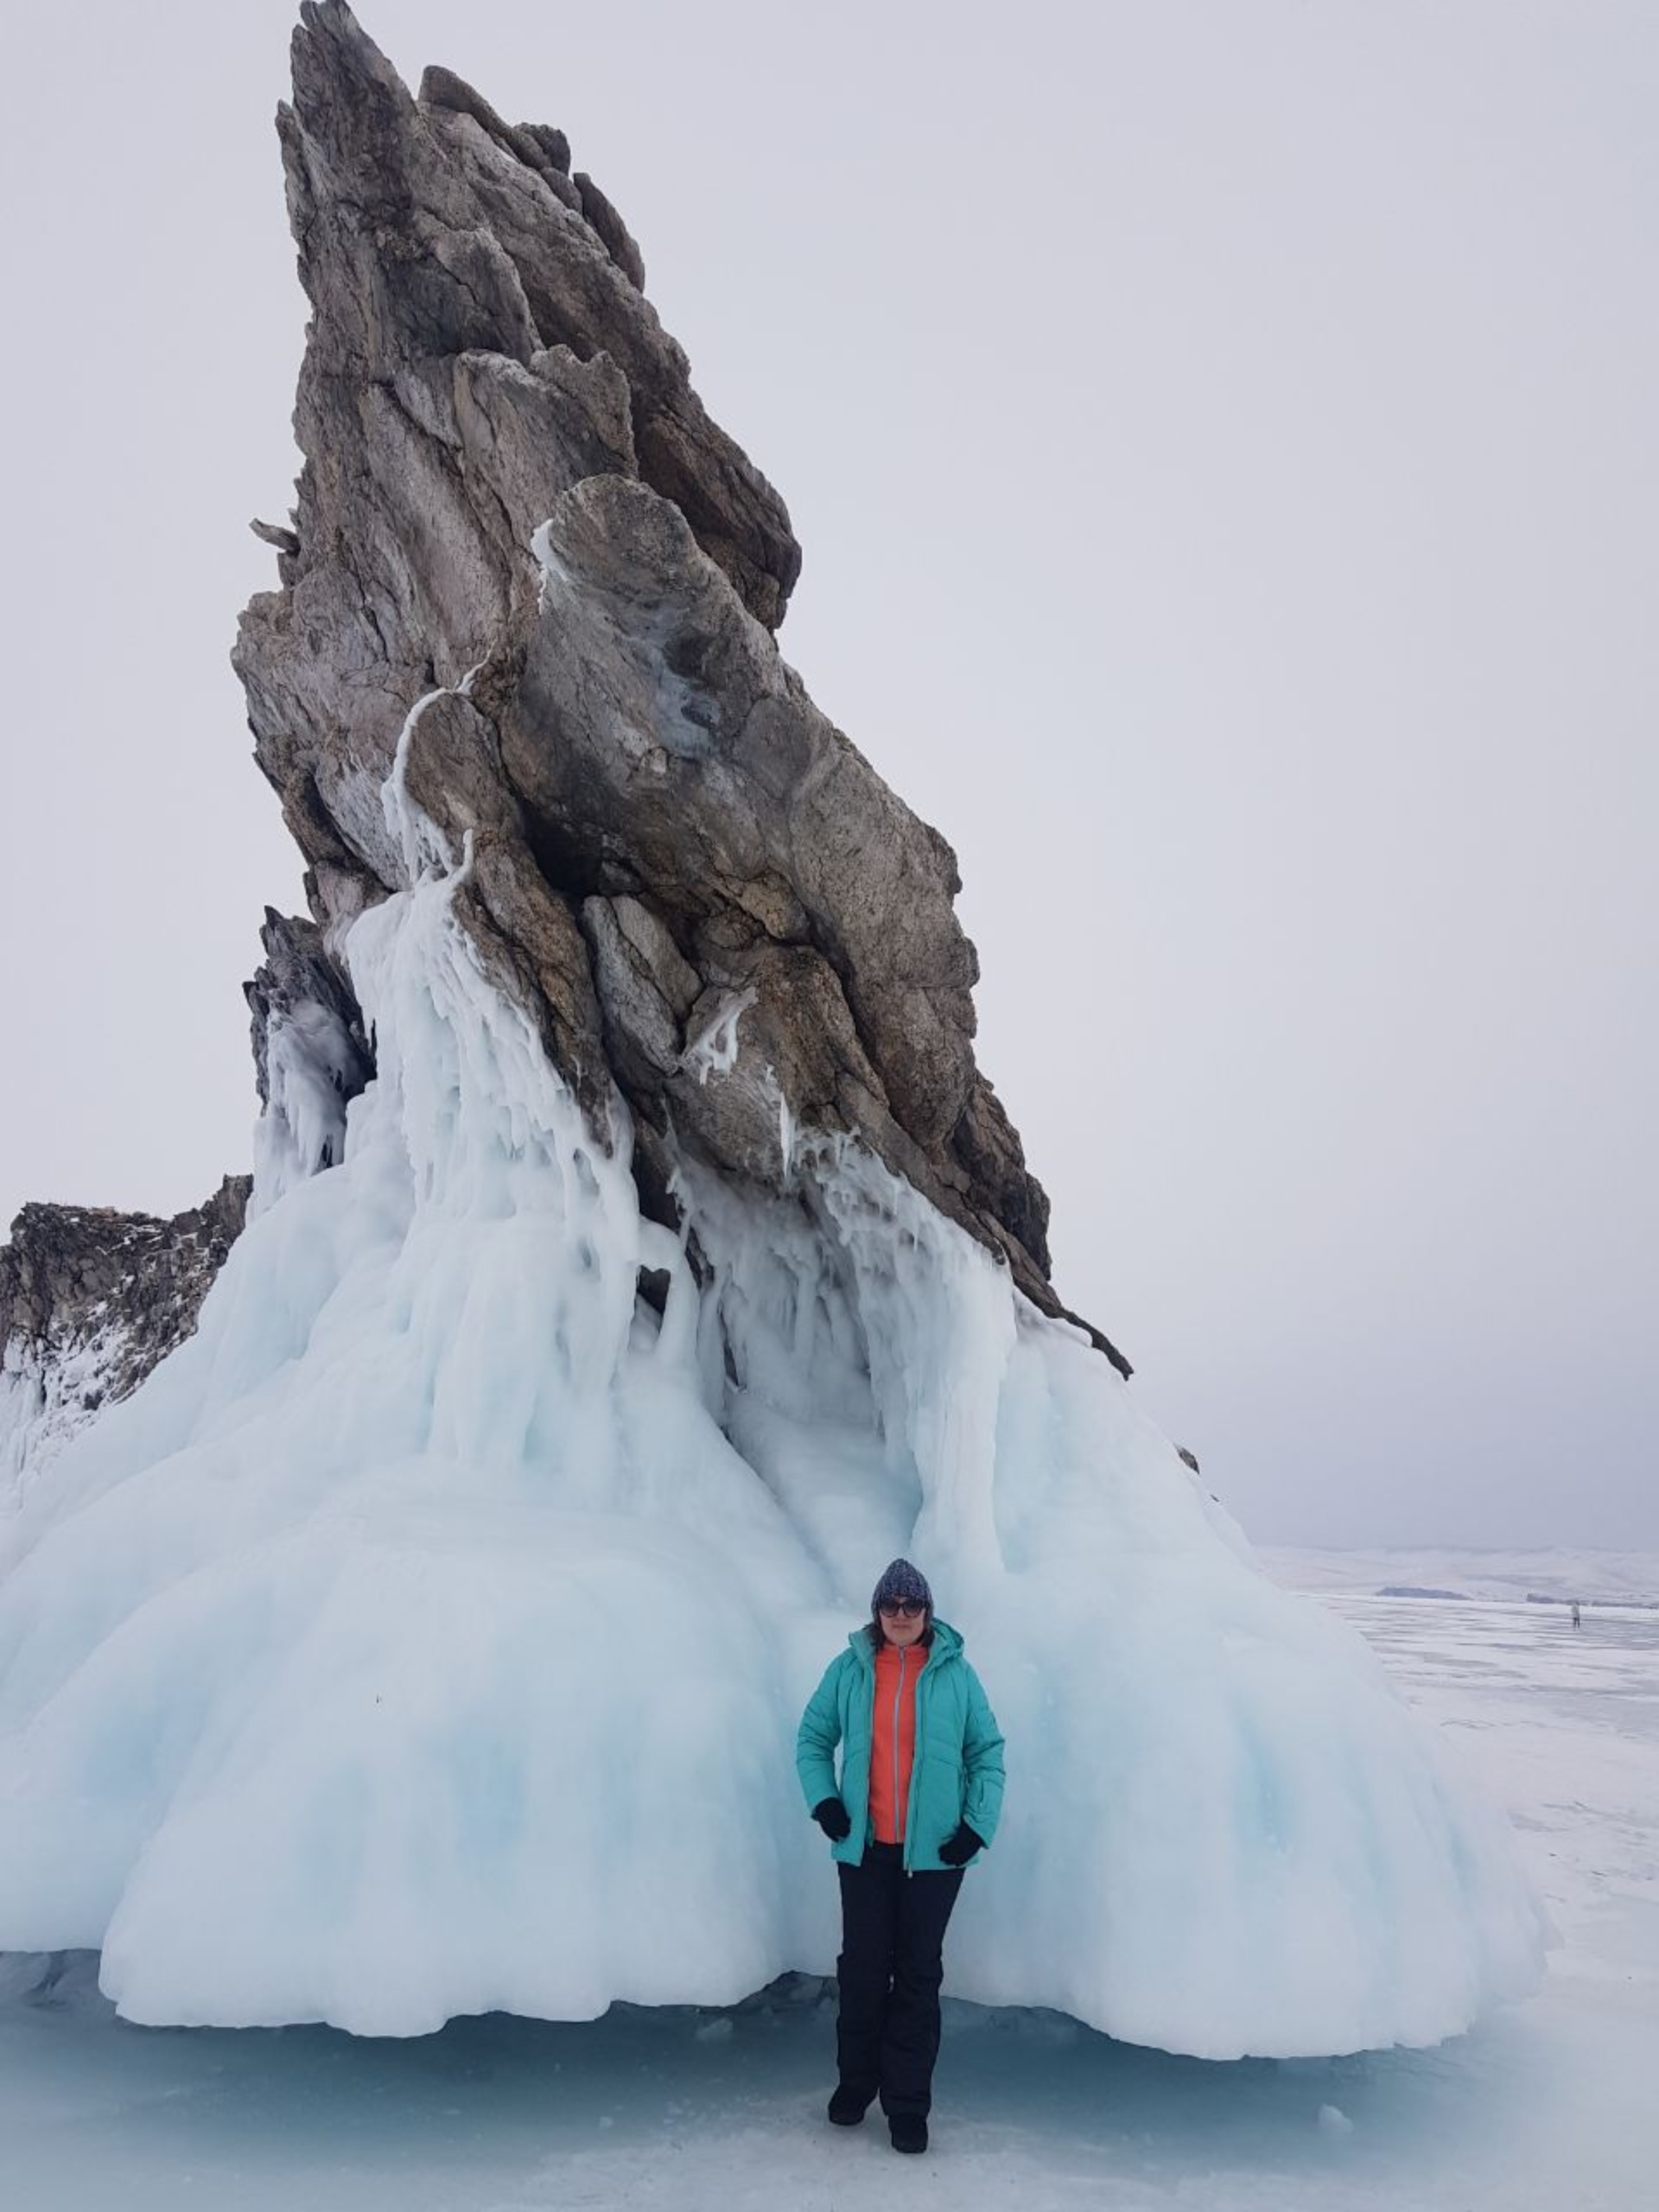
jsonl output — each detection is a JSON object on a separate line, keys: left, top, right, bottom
{"left": 835, "top": 1842, "right": 965, "bottom": 2119}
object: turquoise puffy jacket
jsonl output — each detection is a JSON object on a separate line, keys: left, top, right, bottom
{"left": 796, "top": 1618, "right": 1006, "bottom": 1872}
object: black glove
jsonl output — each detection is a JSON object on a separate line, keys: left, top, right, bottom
{"left": 938, "top": 1822, "right": 984, "bottom": 1867}
{"left": 813, "top": 1797, "right": 852, "bottom": 1841}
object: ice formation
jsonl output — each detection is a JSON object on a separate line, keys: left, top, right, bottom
{"left": 1, "top": 1325, "right": 130, "bottom": 1506}
{"left": 248, "top": 1001, "right": 364, "bottom": 1216}
{"left": 0, "top": 754, "right": 1542, "bottom": 2050}
{"left": 0, "top": 3, "right": 1543, "bottom": 2056}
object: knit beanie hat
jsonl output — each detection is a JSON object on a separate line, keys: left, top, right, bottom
{"left": 871, "top": 1558, "right": 932, "bottom": 1616}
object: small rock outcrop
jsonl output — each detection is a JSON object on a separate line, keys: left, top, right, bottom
{"left": 0, "top": 906, "right": 366, "bottom": 1491}
{"left": 245, "top": 908, "right": 375, "bottom": 1198}
{"left": 0, "top": 1180, "right": 250, "bottom": 1496}
{"left": 246, "top": 908, "right": 373, "bottom": 1111}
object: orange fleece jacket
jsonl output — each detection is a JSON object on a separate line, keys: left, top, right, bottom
{"left": 868, "top": 1639, "right": 930, "bottom": 1844}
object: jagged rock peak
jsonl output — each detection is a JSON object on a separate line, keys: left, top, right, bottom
{"left": 413, "top": 65, "right": 648, "bottom": 293}
{"left": 235, "top": 2, "right": 1126, "bottom": 1369}
{"left": 283, "top": 1, "right": 793, "bottom": 613}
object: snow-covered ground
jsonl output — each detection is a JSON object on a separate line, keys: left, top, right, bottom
{"left": 3, "top": 1578, "right": 1654, "bottom": 2210}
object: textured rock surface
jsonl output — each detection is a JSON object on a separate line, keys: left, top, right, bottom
{"left": 242, "top": 906, "right": 377, "bottom": 1207}
{"left": 0, "top": 1182, "right": 249, "bottom": 1499}
{"left": 245, "top": 907, "right": 373, "bottom": 1121}
{"left": 232, "top": 0, "right": 1126, "bottom": 1368}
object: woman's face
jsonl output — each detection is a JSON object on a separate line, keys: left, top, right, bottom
{"left": 879, "top": 1601, "right": 927, "bottom": 1649}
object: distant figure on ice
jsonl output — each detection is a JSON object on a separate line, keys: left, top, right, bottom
{"left": 1571, "top": 1600, "right": 1582, "bottom": 1630}
{"left": 796, "top": 1559, "right": 1006, "bottom": 2157}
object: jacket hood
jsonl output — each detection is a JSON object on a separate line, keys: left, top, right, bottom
{"left": 848, "top": 1617, "right": 963, "bottom": 1670}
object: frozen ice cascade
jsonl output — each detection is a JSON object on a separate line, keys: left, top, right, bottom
{"left": 0, "top": 735, "right": 1543, "bottom": 2054}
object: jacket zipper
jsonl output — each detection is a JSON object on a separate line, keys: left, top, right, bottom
{"left": 893, "top": 1649, "right": 907, "bottom": 1849}
{"left": 902, "top": 1664, "right": 932, "bottom": 1874}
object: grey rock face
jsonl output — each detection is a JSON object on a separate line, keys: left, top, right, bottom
{"left": 232, "top": 0, "right": 1127, "bottom": 1371}
{"left": 0, "top": 1182, "right": 250, "bottom": 1495}
{"left": 243, "top": 906, "right": 376, "bottom": 1197}
{"left": 245, "top": 907, "right": 373, "bottom": 1120}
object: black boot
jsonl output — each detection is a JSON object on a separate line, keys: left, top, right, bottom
{"left": 888, "top": 2113, "right": 929, "bottom": 2154}
{"left": 828, "top": 2085, "right": 869, "bottom": 2126}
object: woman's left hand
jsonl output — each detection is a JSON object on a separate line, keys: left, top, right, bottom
{"left": 938, "top": 1822, "right": 984, "bottom": 1866}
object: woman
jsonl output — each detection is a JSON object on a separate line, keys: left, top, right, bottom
{"left": 795, "top": 1559, "right": 1006, "bottom": 2155}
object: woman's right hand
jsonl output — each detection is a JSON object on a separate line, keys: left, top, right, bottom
{"left": 812, "top": 1797, "right": 852, "bottom": 1841}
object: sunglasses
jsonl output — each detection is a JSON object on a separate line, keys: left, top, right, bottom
{"left": 878, "top": 1600, "right": 926, "bottom": 1619}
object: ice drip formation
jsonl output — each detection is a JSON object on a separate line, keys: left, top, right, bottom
{"left": 0, "top": 3, "right": 1543, "bottom": 2052}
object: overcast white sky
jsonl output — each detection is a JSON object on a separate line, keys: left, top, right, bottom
{"left": 2, "top": 1, "right": 1653, "bottom": 1548}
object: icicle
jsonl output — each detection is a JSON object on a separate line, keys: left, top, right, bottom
{"left": 680, "top": 988, "right": 757, "bottom": 1086}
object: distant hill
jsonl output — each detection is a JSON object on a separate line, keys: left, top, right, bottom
{"left": 1262, "top": 1546, "right": 1659, "bottom": 1610}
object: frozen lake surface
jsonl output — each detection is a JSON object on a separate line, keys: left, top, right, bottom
{"left": 3, "top": 1586, "right": 1655, "bottom": 2210}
